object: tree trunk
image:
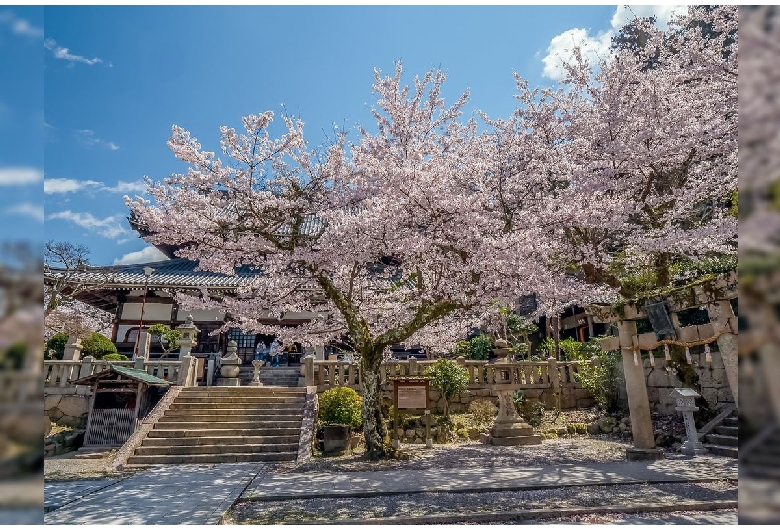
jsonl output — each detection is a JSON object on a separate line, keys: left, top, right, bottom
{"left": 360, "top": 347, "right": 389, "bottom": 459}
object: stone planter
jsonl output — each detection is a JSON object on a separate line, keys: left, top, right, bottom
{"left": 322, "top": 424, "right": 351, "bottom": 453}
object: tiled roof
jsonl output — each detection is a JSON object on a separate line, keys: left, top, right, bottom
{"left": 71, "top": 364, "right": 173, "bottom": 386}
{"left": 46, "top": 258, "right": 260, "bottom": 291}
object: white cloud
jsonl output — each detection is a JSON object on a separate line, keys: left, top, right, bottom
{"left": 44, "top": 177, "right": 101, "bottom": 194}
{"left": 103, "top": 180, "right": 147, "bottom": 194}
{"left": 0, "top": 167, "right": 43, "bottom": 186}
{"left": 541, "top": 5, "right": 688, "bottom": 80}
{"left": 75, "top": 129, "right": 119, "bottom": 151}
{"left": 0, "top": 11, "right": 42, "bottom": 38}
{"left": 113, "top": 245, "right": 169, "bottom": 265}
{"left": 44, "top": 38, "right": 102, "bottom": 66}
{"left": 44, "top": 177, "right": 147, "bottom": 195}
{"left": 47, "top": 210, "right": 134, "bottom": 241}
{"left": 6, "top": 203, "right": 44, "bottom": 222}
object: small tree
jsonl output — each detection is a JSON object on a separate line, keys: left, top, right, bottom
{"left": 45, "top": 332, "right": 69, "bottom": 360}
{"left": 568, "top": 337, "right": 623, "bottom": 412}
{"left": 318, "top": 387, "right": 363, "bottom": 428}
{"left": 81, "top": 332, "right": 118, "bottom": 359}
{"left": 148, "top": 323, "right": 182, "bottom": 358}
{"left": 425, "top": 359, "right": 469, "bottom": 418}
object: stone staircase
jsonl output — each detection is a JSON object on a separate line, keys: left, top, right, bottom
{"left": 125, "top": 386, "right": 306, "bottom": 465}
{"left": 741, "top": 423, "right": 780, "bottom": 480}
{"left": 238, "top": 366, "right": 301, "bottom": 387}
{"left": 701, "top": 408, "right": 738, "bottom": 458}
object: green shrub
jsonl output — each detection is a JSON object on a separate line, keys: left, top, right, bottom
{"left": 469, "top": 335, "right": 493, "bottom": 360}
{"left": 569, "top": 337, "right": 623, "bottom": 412}
{"left": 2, "top": 342, "right": 27, "bottom": 369}
{"left": 81, "top": 332, "right": 118, "bottom": 359}
{"left": 318, "top": 387, "right": 363, "bottom": 428}
{"left": 46, "top": 333, "right": 69, "bottom": 360}
{"left": 468, "top": 399, "right": 497, "bottom": 429}
{"left": 101, "top": 353, "right": 130, "bottom": 361}
{"left": 425, "top": 359, "right": 469, "bottom": 417}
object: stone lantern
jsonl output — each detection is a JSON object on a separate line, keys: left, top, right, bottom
{"left": 217, "top": 340, "right": 242, "bottom": 386}
{"left": 672, "top": 387, "right": 707, "bottom": 456}
{"left": 177, "top": 315, "right": 199, "bottom": 359}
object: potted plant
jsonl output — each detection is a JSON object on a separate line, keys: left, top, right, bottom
{"left": 318, "top": 386, "right": 362, "bottom": 453}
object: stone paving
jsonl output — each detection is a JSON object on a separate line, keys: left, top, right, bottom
{"left": 44, "top": 478, "right": 123, "bottom": 513}
{"left": 44, "top": 463, "right": 267, "bottom": 525}
{"left": 243, "top": 456, "right": 738, "bottom": 501}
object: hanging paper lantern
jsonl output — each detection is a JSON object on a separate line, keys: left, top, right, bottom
{"left": 664, "top": 344, "right": 671, "bottom": 361}
{"left": 648, "top": 351, "right": 655, "bottom": 366}
{"left": 685, "top": 347, "right": 692, "bottom": 364}
{"left": 704, "top": 343, "right": 712, "bottom": 363}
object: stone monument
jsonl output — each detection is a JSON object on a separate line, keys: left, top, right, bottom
{"left": 248, "top": 359, "right": 264, "bottom": 387}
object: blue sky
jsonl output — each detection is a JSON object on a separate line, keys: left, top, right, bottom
{"left": 0, "top": 5, "right": 687, "bottom": 266}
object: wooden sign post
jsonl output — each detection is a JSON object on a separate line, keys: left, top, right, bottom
{"left": 391, "top": 377, "right": 431, "bottom": 449}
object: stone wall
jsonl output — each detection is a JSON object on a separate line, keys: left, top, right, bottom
{"left": 44, "top": 394, "right": 90, "bottom": 428}
{"left": 378, "top": 385, "right": 594, "bottom": 414}
{"left": 617, "top": 348, "right": 734, "bottom": 415}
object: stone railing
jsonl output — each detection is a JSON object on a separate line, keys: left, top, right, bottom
{"left": 0, "top": 371, "right": 41, "bottom": 408}
{"left": 303, "top": 356, "right": 589, "bottom": 393}
{"left": 43, "top": 357, "right": 195, "bottom": 394}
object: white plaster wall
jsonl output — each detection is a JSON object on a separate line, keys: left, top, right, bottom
{"left": 121, "top": 303, "right": 173, "bottom": 321}
{"left": 176, "top": 309, "right": 225, "bottom": 322}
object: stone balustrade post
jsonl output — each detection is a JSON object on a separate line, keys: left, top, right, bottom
{"left": 547, "top": 357, "right": 561, "bottom": 410}
{"left": 134, "top": 331, "right": 152, "bottom": 361}
{"left": 134, "top": 356, "right": 145, "bottom": 370}
{"left": 178, "top": 354, "right": 195, "bottom": 386}
{"left": 618, "top": 320, "right": 663, "bottom": 460}
{"left": 304, "top": 355, "right": 315, "bottom": 387}
{"left": 408, "top": 357, "right": 418, "bottom": 377}
{"left": 78, "top": 356, "right": 94, "bottom": 379}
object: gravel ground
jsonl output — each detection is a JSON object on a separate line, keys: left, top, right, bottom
{"left": 277, "top": 436, "right": 638, "bottom": 473}
{"left": 225, "top": 480, "right": 738, "bottom": 524}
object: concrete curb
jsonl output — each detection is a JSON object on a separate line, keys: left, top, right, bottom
{"left": 239, "top": 476, "right": 737, "bottom": 502}
{"left": 280, "top": 500, "right": 738, "bottom": 525}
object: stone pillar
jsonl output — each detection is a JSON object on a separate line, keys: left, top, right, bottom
{"left": 548, "top": 357, "right": 561, "bottom": 410}
{"left": 408, "top": 357, "right": 418, "bottom": 377}
{"left": 78, "top": 356, "right": 94, "bottom": 379}
{"left": 177, "top": 315, "right": 199, "bottom": 360}
{"left": 706, "top": 300, "right": 738, "bottom": 407}
{"left": 217, "top": 340, "right": 241, "bottom": 386}
{"left": 618, "top": 320, "right": 663, "bottom": 461}
{"left": 134, "top": 356, "right": 145, "bottom": 370}
{"left": 206, "top": 358, "right": 215, "bottom": 387}
{"left": 134, "top": 331, "right": 152, "bottom": 361}
{"left": 62, "top": 337, "right": 83, "bottom": 361}
{"left": 314, "top": 344, "right": 325, "bottom": 361}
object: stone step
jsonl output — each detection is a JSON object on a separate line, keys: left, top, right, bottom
{"left": 703, "top": 443, "right": 738, "bottom": 458}
{"left": 179, "top": 388, "right": 305, "bottom": 396}
{"left": 149, "top": 427, "right": 301, "bottom": 438}
{"left": 705, "top": 433, "right": 738, "bottom": 447}
{"left": 155, "top": 415, "right": 301, "bottom": 429}
{"left": 714, "top": 425, "right": 738, "bottom": 437}
{"left": 742, "top": 453, "right": 780, "bottom": 469}
{"left": 163, "top": 408, "right": 303, "bottom": 417}
{"left": 135, "top": 443, "right": 299, "bottom": 456}
{"left": 173, "top": 395, "right": 304, "bottom": 402}
{"left": 143, "top": 434, "right": 301, "bottom": 446}
{"left": 723, "top": 417, "right": 738, "bottom": 426}
{"left": 168, "top": 402, "right": 302, "bottom": 411}
{"left": 126, "top": 452, "right": 298, "bottom": 465}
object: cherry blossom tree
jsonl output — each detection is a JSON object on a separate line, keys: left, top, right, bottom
{"left": 127, "top": 64, "right": 603, "bottom": 458}
{"left": 44, "top": 240, "right": 113, "bottom": 339}
{"left": 488, "top": 5, "right": 738, "bottom": 298}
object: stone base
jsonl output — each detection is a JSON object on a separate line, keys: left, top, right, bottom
{"left": 216, "top": 378, "right": 241, "bottom": 386}
{"left": 680, "top": 441, "right": 708, "bottom": 456}
{"left": 248, "top": 381, "right": 264, "bottom": 387}
{"left": 491, "top": 423, "right": 535, "bottom": 438}
{"left": 488, "top": 434, "right": 543, "bottom": 446}
{"left": 626, "top": 447, "right": 665, "bottom": 461}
